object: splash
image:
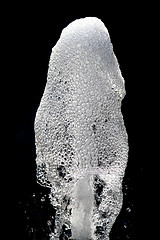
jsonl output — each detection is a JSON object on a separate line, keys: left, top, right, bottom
{"left": 34, "top": 17, "right": 128, "bottom": 240}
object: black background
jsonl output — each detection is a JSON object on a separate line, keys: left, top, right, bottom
{"left": 8, "top": 2, "right": 150, "bottom": 239}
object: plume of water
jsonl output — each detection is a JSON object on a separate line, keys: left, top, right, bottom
{"left": 34, "top": 17, "right": 128, "bottom": 239}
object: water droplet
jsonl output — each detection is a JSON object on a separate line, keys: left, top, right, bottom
{"left": 126, "top": 207, "right": 131, "bottom": 212}
{"left": 124, "top": 223, "right": 127, "bottom": 228}
{"left": 47, "top": 220, "right": 52, "bottom": 226}
{"left": 41, "top": 196, "right": 45, "bottom": 202}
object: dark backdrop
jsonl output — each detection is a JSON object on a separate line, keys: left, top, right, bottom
{"left": 9, "top": 3, "right": 148, "bottom": 239}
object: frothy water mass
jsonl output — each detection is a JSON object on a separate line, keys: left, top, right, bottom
{"left": 34, "top": 17, "right": 128, "bottom": 240}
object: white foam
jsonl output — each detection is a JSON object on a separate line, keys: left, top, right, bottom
{"left": 34, "top": 17, "right": 128, "bottom": 239}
